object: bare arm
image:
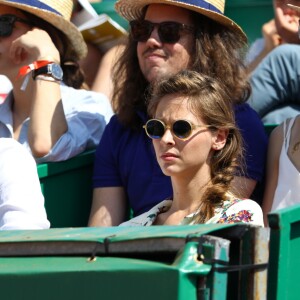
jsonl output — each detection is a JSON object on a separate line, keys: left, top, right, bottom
{"left": 247, "top": 19, "right": 281, "bottom": 75}
{"left": 92, "top": 44, "right": 125, "bottom": 100}
{"left": 28, "top": 79, "right": 67, "bottom": 157}
{"left": 10, "top": 28, "right": 67, "bottom": 157}
{"left": 262, "top": 126, "right": 282, "bottom": 226}
{"left": 231, "top": 176, "right": 257, "bottom": 199}
{"left": 88, "top": 187, "right": 127, "bottom": 227}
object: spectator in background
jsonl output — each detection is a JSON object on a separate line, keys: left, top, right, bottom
{"left": 91, "top": 44, "right": 125, "bottom": 100}
{"left": 88, "top": 0, "right": 268, "bottom": 227}
{"left": 247, "top": 0, "right": 300, "bottom": 124}
{"left": 262, "top": 2, "right": 300, "bottom": 226}
{"left": 0, "top": 0, "right": 113, "bottom": 162}
{"left": 72, "top": 0, "right": 127, "bottom": 97}
{"left": 246, "top": 0, "right": 300, "bottom": 74}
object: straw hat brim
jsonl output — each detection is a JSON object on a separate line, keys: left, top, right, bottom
{"left": 115, "top": 0, "right": 247, "bottom": 42}
{"left": 0, "top": 0, "right": 87, "bottom": 59}
{"left": 288, "top": 4, "right": 300, "bottom": 12}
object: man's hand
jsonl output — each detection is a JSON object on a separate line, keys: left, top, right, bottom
{"left": 275, "top": 6, "right": 300, "bottom": 44}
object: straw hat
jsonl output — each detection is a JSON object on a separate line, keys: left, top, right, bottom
{"left": 288, "top": 3, "right": 300, "bottom": 12}
{"left": 115, "top": 0, "right": 246, "bottom": 41}
{"left": 0, "top": 0, "right": 87, "bottom": 59}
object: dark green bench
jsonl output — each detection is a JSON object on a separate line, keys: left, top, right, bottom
{"left": 37, "top": 150, "right": 95, "bottom": 228}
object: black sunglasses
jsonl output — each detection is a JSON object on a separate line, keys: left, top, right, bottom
{"left": 143, "top": 119, "right": 214, "bottom": 140}
{"left": 130, "top": 20, "right": 195, "bottom": 43}
{"left": 0, "top": 14, "right": 32, "bottom": 37}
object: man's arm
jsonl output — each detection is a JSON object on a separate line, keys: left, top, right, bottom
{"left": 231, "top": 176, "right": 257, "bottom": 199}
{"left": 247, "top": 19, "right": 281, "bottom": 75}
{"left": 88, "top": 186, "right": 127, "bottom": 226}
{"left": 262, "top": 126, "right": 282, "bottom": 226}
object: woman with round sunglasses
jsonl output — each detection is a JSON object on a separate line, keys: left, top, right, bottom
{"left": 120, "top": 71, "right": 263, "bottom": 227}
{"left": 0, "top": 0, "right": 113, "bottom": 162}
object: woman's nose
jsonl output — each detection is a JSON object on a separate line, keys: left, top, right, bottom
{"left": 160, "top": 128, "right": 175, "bottom": 145}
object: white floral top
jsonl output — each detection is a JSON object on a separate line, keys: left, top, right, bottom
{"left": 119, "top": 198, "right": 264, "bottom": 227}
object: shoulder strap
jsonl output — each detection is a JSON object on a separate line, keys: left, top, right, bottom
{"left": 284, "top": 117, "right": 296, "bottom": 151}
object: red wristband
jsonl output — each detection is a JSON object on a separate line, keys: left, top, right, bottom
{"left": 18, "top": 60, "right": 53, "bottom": 77}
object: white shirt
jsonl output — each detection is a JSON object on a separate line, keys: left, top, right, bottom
{"left": 0, "top": 75, "right": 12, "bottom": 104}
{"left": 120, "top": 198, "right": 264, "bottom": 227}
{"left": 0, "top": 84, "right": 114, "bottom": 162}
{"left": 0, "top": 138, "right": 50, "bottom": 230}
{"left": 245, "top": 38, "right": 265, "bottom": 65}
{"left": 271, "top": 117, "right": 300, "bottom": 211}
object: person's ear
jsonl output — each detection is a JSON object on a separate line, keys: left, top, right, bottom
{"left": 211, "top": 128, "right": 228, "bottom": 151}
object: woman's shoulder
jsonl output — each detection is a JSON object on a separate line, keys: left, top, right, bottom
{"left": 119, "top": 200, "right": 172, "bottom": 227}
{"left": 214, "top": 198, "right": 264, "bottom": 227}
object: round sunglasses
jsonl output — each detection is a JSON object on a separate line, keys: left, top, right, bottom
{"left": 0, "top": 14, "right": 32, "bottom": 37}
{"left": 143, "top": 119, "right": 214, "bottom": 140}
{"left": 130, "top": 20, "right": 195, "bottom": 44}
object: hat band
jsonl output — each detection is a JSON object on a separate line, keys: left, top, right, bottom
{"left": 175, "top": 0, "right": 222, "bottom": 14}
{"left": 7, "top": 0, "right": 62, "bottom": 16}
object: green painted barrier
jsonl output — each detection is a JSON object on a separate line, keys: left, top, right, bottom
{"left": 0, "top": 224, "right": 266, "bottom": 299}
{"left": 268, "top": 204, "right": 300, "bottom": 300}
{"left": 37, "top": 150, "right": 95, "bottom": 228}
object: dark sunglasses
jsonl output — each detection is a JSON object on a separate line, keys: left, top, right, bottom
{"left": 143, "top": 119, "right": 214, "bottom": 140}
{"left": 130, "top": 20, "right": 195, "bottom": 43}
{"left": 0, "top": 14, "right": 32, "bottom": 37}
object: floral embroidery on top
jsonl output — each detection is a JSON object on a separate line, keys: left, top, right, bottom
{"left": 215, "top": 198, "right": 254, "bottom": 224}
{"left": 217, "top": 209, "right": 254, "bottom": 224}
{"left": 142, "top": 205, "right": 170, "bottom": 226}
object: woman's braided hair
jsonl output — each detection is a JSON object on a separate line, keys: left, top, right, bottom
{"left": 148, "top": 70, "right": 244, "bottom": 223}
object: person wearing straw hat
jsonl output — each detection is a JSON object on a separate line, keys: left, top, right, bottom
{"left": 89, "top": 0, "right": 268, "bottom": 227}
{"left": 0, "top": 0, "right": 113, "bottom": 162}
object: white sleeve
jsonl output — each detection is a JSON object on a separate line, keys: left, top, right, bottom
{"left": 223, "top": 199, "right": 264, "bottom": 227}
{"left": 0, "top": 139, "right": 50, "bottom": 230}
{"left": 36, "top": 86, "right": 114, "bottom": 162}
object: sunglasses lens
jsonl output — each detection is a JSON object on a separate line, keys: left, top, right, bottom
{"left": 158, "top": 23, "right": 181, "bottom": 43}
{"left": 146, "top": 120, "right": 165, "bottom": 139}
{"left": 173, "top": 120, "right": 192, "bottom": 139}
{"left": 0, "top": 17, "right": 12, "bottom": 37}
{"left": 130, "top": 21, "right": 152, "bottom": 42}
